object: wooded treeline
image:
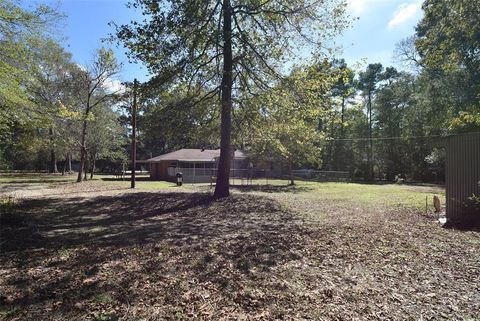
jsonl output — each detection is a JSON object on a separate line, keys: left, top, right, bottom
{"left": 126, "top": 0, "right": 479, "bottom": 184}
{"left": 0, "top": 1, "right": 127, "bottom": 180}
{"left": 321, "top": 0, "right": 480, "bottom": 181}
{"left": 2, "top": 0, "right": 479, "bottom": 186}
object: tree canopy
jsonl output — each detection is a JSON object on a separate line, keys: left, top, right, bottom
{"left": 114, "top": 0, "right": 350, "bottom": 196}
{"left": 2, "top": 0, "right": 479, "bottom": 191}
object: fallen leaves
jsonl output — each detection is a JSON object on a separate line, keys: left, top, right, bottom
{"left": 0, "top": 183, "right": 479, "bottom": 320}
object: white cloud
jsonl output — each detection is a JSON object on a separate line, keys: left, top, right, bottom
{"left": 347, "top": 0, "right": 368, "bottom": 15}
{"left": 75, "top": 63, "right": 87, "bottom": 72}
{"left": 388, "top": 2, "right": 420, "bottom": 29}
{"left": 104, "top": 78, "right": 126, "bottom": 94}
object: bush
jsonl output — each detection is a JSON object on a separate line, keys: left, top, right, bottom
{"left": 394, "top": 174, "right": 405, "bottom": 184}
{"left": 468, "top": 194, "right": 480, "bottom": 212}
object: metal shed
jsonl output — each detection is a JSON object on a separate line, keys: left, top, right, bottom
{"left": 445, "top": 132, "right": 480, "bottom": 225}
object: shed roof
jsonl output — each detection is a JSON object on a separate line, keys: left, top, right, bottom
{"left": 146, "top": 149, "right": 247, "bottom": 162}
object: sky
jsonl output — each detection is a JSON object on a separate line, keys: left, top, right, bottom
{"left": 31, "top": 0, "right": 424, "bottom": 84}
{"left": 339, "top": 0, "right": 423, "bottom": 68}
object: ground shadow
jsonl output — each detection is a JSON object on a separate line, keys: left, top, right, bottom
{"left": 100, "top": 176, "right": 153, "bottom": 182}
{"left": 0, "top": 179, "right": 73, "bottom": 184}
{"left": 231, "top": 184, "right": 314, "bottom": 194}
{"left": 0, "top": 191, "right": 306, "bottom": 317}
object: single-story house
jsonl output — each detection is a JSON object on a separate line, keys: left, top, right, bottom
{"left": 146, "top": 148, "right": 248, "bottom": 183}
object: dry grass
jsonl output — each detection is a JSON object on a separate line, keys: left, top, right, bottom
{"left": 0, "top": 177, "right": 478, "bottom": 321}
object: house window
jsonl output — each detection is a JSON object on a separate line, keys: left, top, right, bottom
{"left": 180, "top": 162, "right": 193, "bottom": 168}
{"left": 204, "top": 162, "right": 213, "bottom": 168}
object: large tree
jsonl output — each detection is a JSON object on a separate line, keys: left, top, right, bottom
{"left": 357, "top": 63, "right": 383, "bottom": 181}
{"left": 326, "top": 59, "right": 356, "bottom": 171}
{"left": 0, "top": 0, "right": 61, "bottom": 114}
{"left": 85, "top": 103, "right": 127, "bottom": 179}
{"left": 0, "top": 0, "right": 62, "bottom": 167}
{"left": 416, "top": 0, "right": 480, "bottom": 82}
{"left": 72, "top": 48, "right": 121, "bottom": 182}
{"left": 114, "top": 0, "right": 349, "bottom": 197}
{"left": 415, "top": 0, "right": 480, "bottom": 131}
{"left": 138, "top": 85, "right": 220, "bottom": 158}
{"left": 248, "top": 63, "right": 332, "bottom": 184}
{"left": 373, "top": 71, "right": 413, "bottom": 180}
{"left": 28, "top": 40, "right": 77, "bottom": 173}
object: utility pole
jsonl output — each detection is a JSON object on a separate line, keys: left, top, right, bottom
{"left": 131, "top": 78, "right": 138, "bottom": 189}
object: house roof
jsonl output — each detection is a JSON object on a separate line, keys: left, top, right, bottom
{"left": 146, "top": 149, "right": 247, "bottom": 162}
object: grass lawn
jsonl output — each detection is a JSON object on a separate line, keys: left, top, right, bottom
{"left": 0, "top": 173, "right": 187, "bottom": 203}
{"left": 1, "top": 174, "right": 478, "bottom": 320}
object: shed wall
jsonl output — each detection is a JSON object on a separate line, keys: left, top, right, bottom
{"left": 446, "top": 132, "right": 480, "bottom": 223}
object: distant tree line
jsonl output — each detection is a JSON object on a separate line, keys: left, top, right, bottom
{"left": 2, "top": 0, "right": 478, "bottom": 187}
{"left": 317, "top": 0, "right": 480, "bottom": 182}
{"left": 126, "top": 0, "right": 479, "bottom": 184}
{"left": 0, "top": 1, "right": 128, "bottom": 180}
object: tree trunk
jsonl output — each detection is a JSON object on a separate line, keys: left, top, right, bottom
{"left": 289, "top": 163, "right": 295, "bottom": 185}
{"left": 337, "top": 96, "right": 346, "bottom": 171}
{"left": 131, "top": 79, "right": 137, "bottom": 189}
{"left": 62, "top": 154, "right": 67, "bottom": 175}
{"left": 77, "top": 119, "right": 88, "bottom": 182}
{"left": 50, "top": 149, "right": 58, "bottom": 173}
{"left": 83, "top": 151, "right": 89, "bottom": 181}
{"left": 326, "top": 117, "right": 336, "bottom": 170}
{"left": 367, "top": 91, "right": 374, "bottom": 181}
{"left": 90, "top": 154, "right": 96, "bottom": 180}
{"left": 49, "top": 128, "right": 58, "bottom": 173}
{"left": 214, "top": 0, "right": 233, "bottom": 198}
{"left": 67, "top": 153, "right": 72, "bottom": 173}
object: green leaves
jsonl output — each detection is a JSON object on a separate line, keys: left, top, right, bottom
{"left": 246, "top": 64, "right": 332, "bottom": 169}
{"left": 448, "top": 111, "right": 480, "bottom": 133}
{"left": 0, "top": 1, "right": 65, "bottom": 166}
{"left": 139, "top": 85, "right": 220, "bottom": 154}
{"left": 114, "top": 0, "right": 349, "bottom": 94}
{"left": 56, "top": 101, "right": 82, "bottom": 121}
{"left": 416, "top": 0, "right": 480, "bottom": 81}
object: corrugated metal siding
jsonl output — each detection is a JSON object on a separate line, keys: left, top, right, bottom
{"left": 446, "top": 132, "right": 480, "bottom": 223}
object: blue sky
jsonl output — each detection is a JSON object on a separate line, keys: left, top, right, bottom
{"left": 339, "top": 0, "right": 423, "bottom": 68}
{"left": 34, "top": 0, "right": 424, "bottom": 84}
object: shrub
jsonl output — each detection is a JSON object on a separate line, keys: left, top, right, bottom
{"left": 468, "top": 194, "right": 480, "bottom": 212}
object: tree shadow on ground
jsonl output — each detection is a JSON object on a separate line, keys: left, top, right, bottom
{"left": 0, "top": 192, "right": 307, "bottom": 318}
{"left": 231, "top": 184, "right": 314, "bottom": 194}
{"left": 0, "top": 180, "right": 73, "bottom": 185}
{"left": 100, "top": 176, "right": 155, "bottom": 182}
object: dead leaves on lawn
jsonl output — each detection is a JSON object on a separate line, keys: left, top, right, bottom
{"left": 0, "top": 186, "right": 479, "bottom": 320}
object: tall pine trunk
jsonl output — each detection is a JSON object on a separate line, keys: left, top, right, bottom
{"left": 214, "top": 0, "right": 233, "bottom": 198}
{"left": 84, "top": 154, "right": 89, "bottom": 181}
{"left": 289, "top": 163, "right": 295, "bottom": 186}
{"left": 337, "top": 96, "right": 346, "bottom": 171}
{"left": 77, "top": 119, "right": 88, "bottom": 182}
{"left": 90, "top": 153, "right": 96, "bottom": 180}
{"left": 367, "top": 91, "right": 374, "bottom": 181}
{"left": 49, "top": 128, "right": 58, "bottom": 173}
